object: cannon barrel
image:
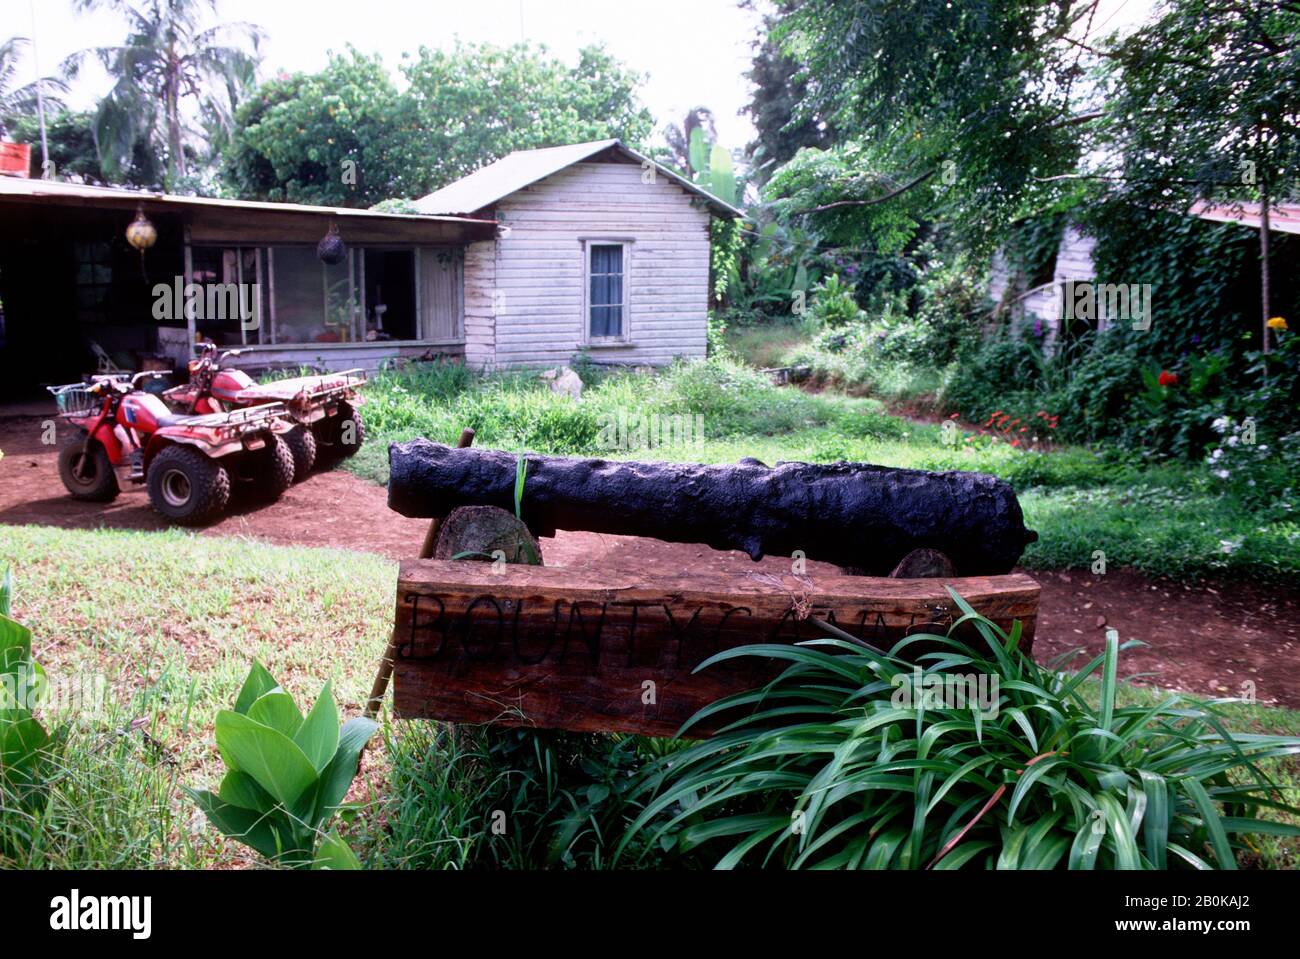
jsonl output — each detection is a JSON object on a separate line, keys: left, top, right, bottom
{"left": 387, "top": 440, "right": 1037, "bottom": 576}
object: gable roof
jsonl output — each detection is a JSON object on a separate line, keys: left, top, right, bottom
{"left": 413, "top": 139, "right": 744, "bottom": 219}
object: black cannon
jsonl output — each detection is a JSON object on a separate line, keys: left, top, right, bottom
{"left": 388, "top": 440, "right": 1037, "bottom": 576}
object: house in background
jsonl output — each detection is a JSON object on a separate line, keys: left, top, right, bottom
{"left": 0, "top": 139, "right": 738, "bottom": 398}
{"left": 415, "top": 139, "right": 742, "bottom": 370}
{"left": 989, "top": 203, "right": 1300, "bottom": 350}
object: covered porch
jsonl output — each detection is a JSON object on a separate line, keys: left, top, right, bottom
{"left": 0, "top": 178, "right": 497, "bottom": 398}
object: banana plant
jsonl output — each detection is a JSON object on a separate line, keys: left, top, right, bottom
{"left": 187, "top": 662, "right": 377, "bottom": 869}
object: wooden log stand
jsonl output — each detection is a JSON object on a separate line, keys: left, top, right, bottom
{"left": 371, "top": 431, "right": 1042, "bottom": 737}
{"left": 389, "top": 559, "right": 1039, "bottom": 738}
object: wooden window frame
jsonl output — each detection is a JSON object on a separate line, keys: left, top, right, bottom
{"left": 581, "top": 237, "right": 633, "bottom": 346}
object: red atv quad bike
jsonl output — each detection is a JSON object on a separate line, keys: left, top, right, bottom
{"left": 48, "top": 373, "right": 296, "bottom": 526}
{"left": 163, "top": 344, "right": 366, "bottom": 482}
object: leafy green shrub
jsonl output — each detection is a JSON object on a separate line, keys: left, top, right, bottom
{"left": 0, "top": 570, "right": 61, "bottom": 835}
{"left": 187, "top": 662, "right": 378, "bottom": 869}
{"left": 619, "top": 596, "right": 1300, "bottom": 869}
{"left": 910, "top": 246, "right": 988, "bottom": 366}
{"left": 941, "top": 327, "right": 1047, "bottom": 423}
{"left": 807, "top": 274, "right": 866, "bottom": 330}
{"left": 1051, "top": 327, "right": 1146, "bottom": 444}
{"left": 1206, "top": 418, "right": 1300, "bottom": 516}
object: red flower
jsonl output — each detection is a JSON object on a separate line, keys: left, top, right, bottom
{"left": 1158, "top": 370, "right": 1178, "bottom": 387}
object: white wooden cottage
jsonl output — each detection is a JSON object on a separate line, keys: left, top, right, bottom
{"left": 989, "top": 202, "right": 1300, "bottom": 350}
{"left": 414, "top": 139, "right": 743, "bottom": 370}
{"left": 988, "top": 224, "right": 1097, "bottom": 351}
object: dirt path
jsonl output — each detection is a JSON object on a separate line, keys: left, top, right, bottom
{"left": 3, "top": 414, "right": 1298, "bottom": 707}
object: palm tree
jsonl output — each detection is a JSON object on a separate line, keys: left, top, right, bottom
{"left": 0, "top": 36, "right": 67, "bottom": 139}
{"left": 68, "top": 0, "right": 262, "bottom": 190}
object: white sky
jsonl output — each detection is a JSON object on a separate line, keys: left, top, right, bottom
{"left": 12, "top": 0, "right": 769, "bottom": 149}
{"left": 10, "top": 0, "right": 1155, "bottom": 155}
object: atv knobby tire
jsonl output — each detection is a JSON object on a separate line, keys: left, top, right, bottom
{"left": 239, "top": 432, "right": 295, "bottom": 503}
{"left": 147, "top": 444, "right": 231, "bottom": 525}
{"left": 315, "top": 401, "right": 365, "bottom": 463}
{"left": 284, "top": 425, "right": 317, "bottom": 482}
{"left": 58, "top": 433, "right": 119, "bottom": 502}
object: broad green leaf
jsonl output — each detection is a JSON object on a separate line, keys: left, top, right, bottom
{"left": 1138, "top": 770, "right": 1168, "bottom": 868}
{"left": 312, "top": 716, "right": 378, "bottom": 824}
{"left": 248, "top": 689, "right": 303, "bottom": 739}
{"left": 0, "top": 715, "right": 50, "bottom": 770}
{"left": 218, "top": 769, "right": 276, "bottom": 813}
{"left": 314, "top": 830, "right": 361, "bottom": 870}
{"left": 233, "top": 661, "right": 280, "bottom": 715}
{"left": 214, "top": 709, "right": 318, "bottom": 807}
{"left": 186, "top": 787, "right": 284, "bottom": 860}
{"left": 1182, "top": 778, "right": 1236, "bottom": 869}
{"left": 294, "top": 682, "right": 340, "bottom": 773}
{"left": 0, "top": 614, "right": 32, "bottom": 678}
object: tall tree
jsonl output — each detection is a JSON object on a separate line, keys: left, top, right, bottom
{"left": 224, "top": 49, "right": 408, "bottom": 206}
{"left": 1101, "top": 1, "right": 1300, "bottom": 351}
{"left": 69, "top": 0, "right": 262, "bottom": 191}
{"left": 226, "top": 41, "right": 654, "bottom": 206}
{"left": 766, "top": 1, "right": 1106, "bottom": 244}
{"left": 400, "top": 40, "right": 654, "bottom": 190}
{"left": 0, "top": 36, "right": 67, "bottom": 139}
{"left": 742, "top": 8, "right": 833, "bottom": 182}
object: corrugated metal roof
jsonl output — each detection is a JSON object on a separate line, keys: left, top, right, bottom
{"left": 1191, "top": 200, "right": 1300, "bottom": 235}
{"left": 0, "top": 174, "right": 498, "bottom": 228}
{"left": 413, "top": 139, "right": 744, "bottom": 219}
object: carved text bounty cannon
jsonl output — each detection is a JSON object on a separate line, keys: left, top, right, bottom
{"left": 387, "top": 440, "right": 1037, "bottom": 576}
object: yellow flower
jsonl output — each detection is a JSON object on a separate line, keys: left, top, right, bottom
{"left": 1267, "top": 316, "right": 1289, "bottom": 330}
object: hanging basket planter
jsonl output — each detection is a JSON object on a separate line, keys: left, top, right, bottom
{"left": 317, "top": 223, "right": 347, "bottom": 265}
{"left": 125, "top": 204, "right": 157, "bottom": 279}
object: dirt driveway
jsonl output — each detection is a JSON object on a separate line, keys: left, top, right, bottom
{"left": 3, "top": 413, "right": 1298, "bottom": 707}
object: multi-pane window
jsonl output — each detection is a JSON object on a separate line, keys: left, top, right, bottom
{"left": 588, "top": 243, "right": 625, "bottom": 338}
{"left": 73, "top": 241, "right": 112, "bottom": 323}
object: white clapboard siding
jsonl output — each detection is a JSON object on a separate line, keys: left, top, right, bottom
{"left": 461, "top": 160, "right": 712, "bottom": 370}
{"left": 990, "top": 224, "right": 1099, "bottom": 353}
{"left": 463, "top": 240, "right": 498, "bottom": 369}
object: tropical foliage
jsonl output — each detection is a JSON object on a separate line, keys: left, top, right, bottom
{"left": 186, "top": 662, "right": 377, "bottom": 868}
{"left": 226, "top": 41, "right": 654, "bottom": 206}
{"left": 620, "top": 597, "right": 1300, "bottom": 869}
{"left": 67, "top": 0, "right": 263, "bottom": 191}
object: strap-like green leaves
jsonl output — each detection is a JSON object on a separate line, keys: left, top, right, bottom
{"left": 619, "top": 593, "right": 1300, "bottom": 870}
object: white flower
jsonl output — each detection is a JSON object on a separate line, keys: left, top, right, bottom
{"left": 1219, "top": 538, "right": 1243, "bottom": 554}
{"left": 1211, "top": 416, "right": 1230, "bottom": 433}
{"left": 1209, "top": 448, "right": 1223, "bottom": 461}
{"left": 1227, "top": 435, "right": 1239, "bottom": 447}
{"left": 1214, "top": 469, "right": 1231, "bottom": 479}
